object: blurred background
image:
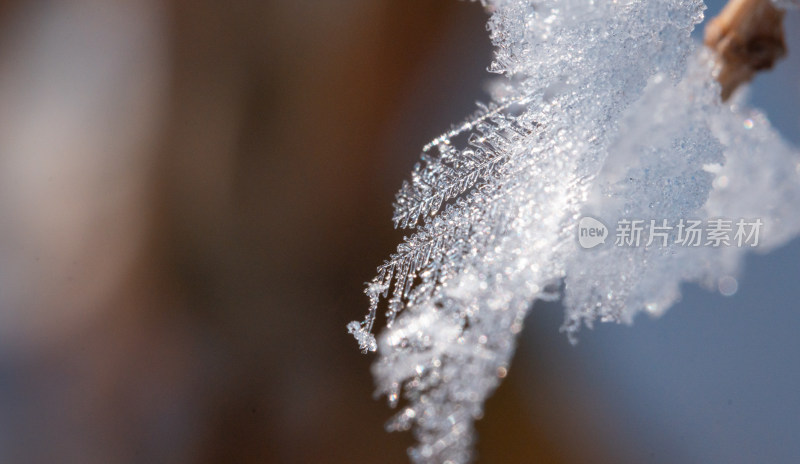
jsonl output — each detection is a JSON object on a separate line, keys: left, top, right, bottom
{"left": 0, "top": 1, "right": 797, "bottom": 463}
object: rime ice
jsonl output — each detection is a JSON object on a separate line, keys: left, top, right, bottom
{"left": 348, "top": 1, "right": 800, "bottom": 462}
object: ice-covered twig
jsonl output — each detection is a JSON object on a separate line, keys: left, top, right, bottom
{"left": 349, "top": 2, "right": 800, "bottom": 462}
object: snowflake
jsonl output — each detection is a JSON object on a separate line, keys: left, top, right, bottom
{"left": 349, "top": 1, "right": 800, "bottom": 462}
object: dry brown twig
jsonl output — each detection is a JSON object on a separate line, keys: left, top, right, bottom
{"left": 705, "top": 0, "right": 789, "bottom": 100}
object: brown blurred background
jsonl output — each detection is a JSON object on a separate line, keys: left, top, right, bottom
{"left": 0, "top": 1, "right": 580, "bottom": 462}
{"left": 2, "top": 1, "right": 798, "bottom": 463}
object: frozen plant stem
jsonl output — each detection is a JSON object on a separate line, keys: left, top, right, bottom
{"left": 349, "top": 1, "right": 800, "bottom": 463}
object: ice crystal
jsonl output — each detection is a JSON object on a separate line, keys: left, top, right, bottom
{"left": 348, "top": 1, "right": 800, "bottom": 462}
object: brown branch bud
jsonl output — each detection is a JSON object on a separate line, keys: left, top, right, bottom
{"left": 704, "top": 0, "right": 787, "bottom": 101}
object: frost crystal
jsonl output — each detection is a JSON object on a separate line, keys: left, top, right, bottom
{"left": 349, "top": 1, "right": 800, "bottom": 462}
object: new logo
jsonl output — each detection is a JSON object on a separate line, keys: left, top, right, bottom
{"left": 578, "top": 216, "right": 608, "bottom": 249}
